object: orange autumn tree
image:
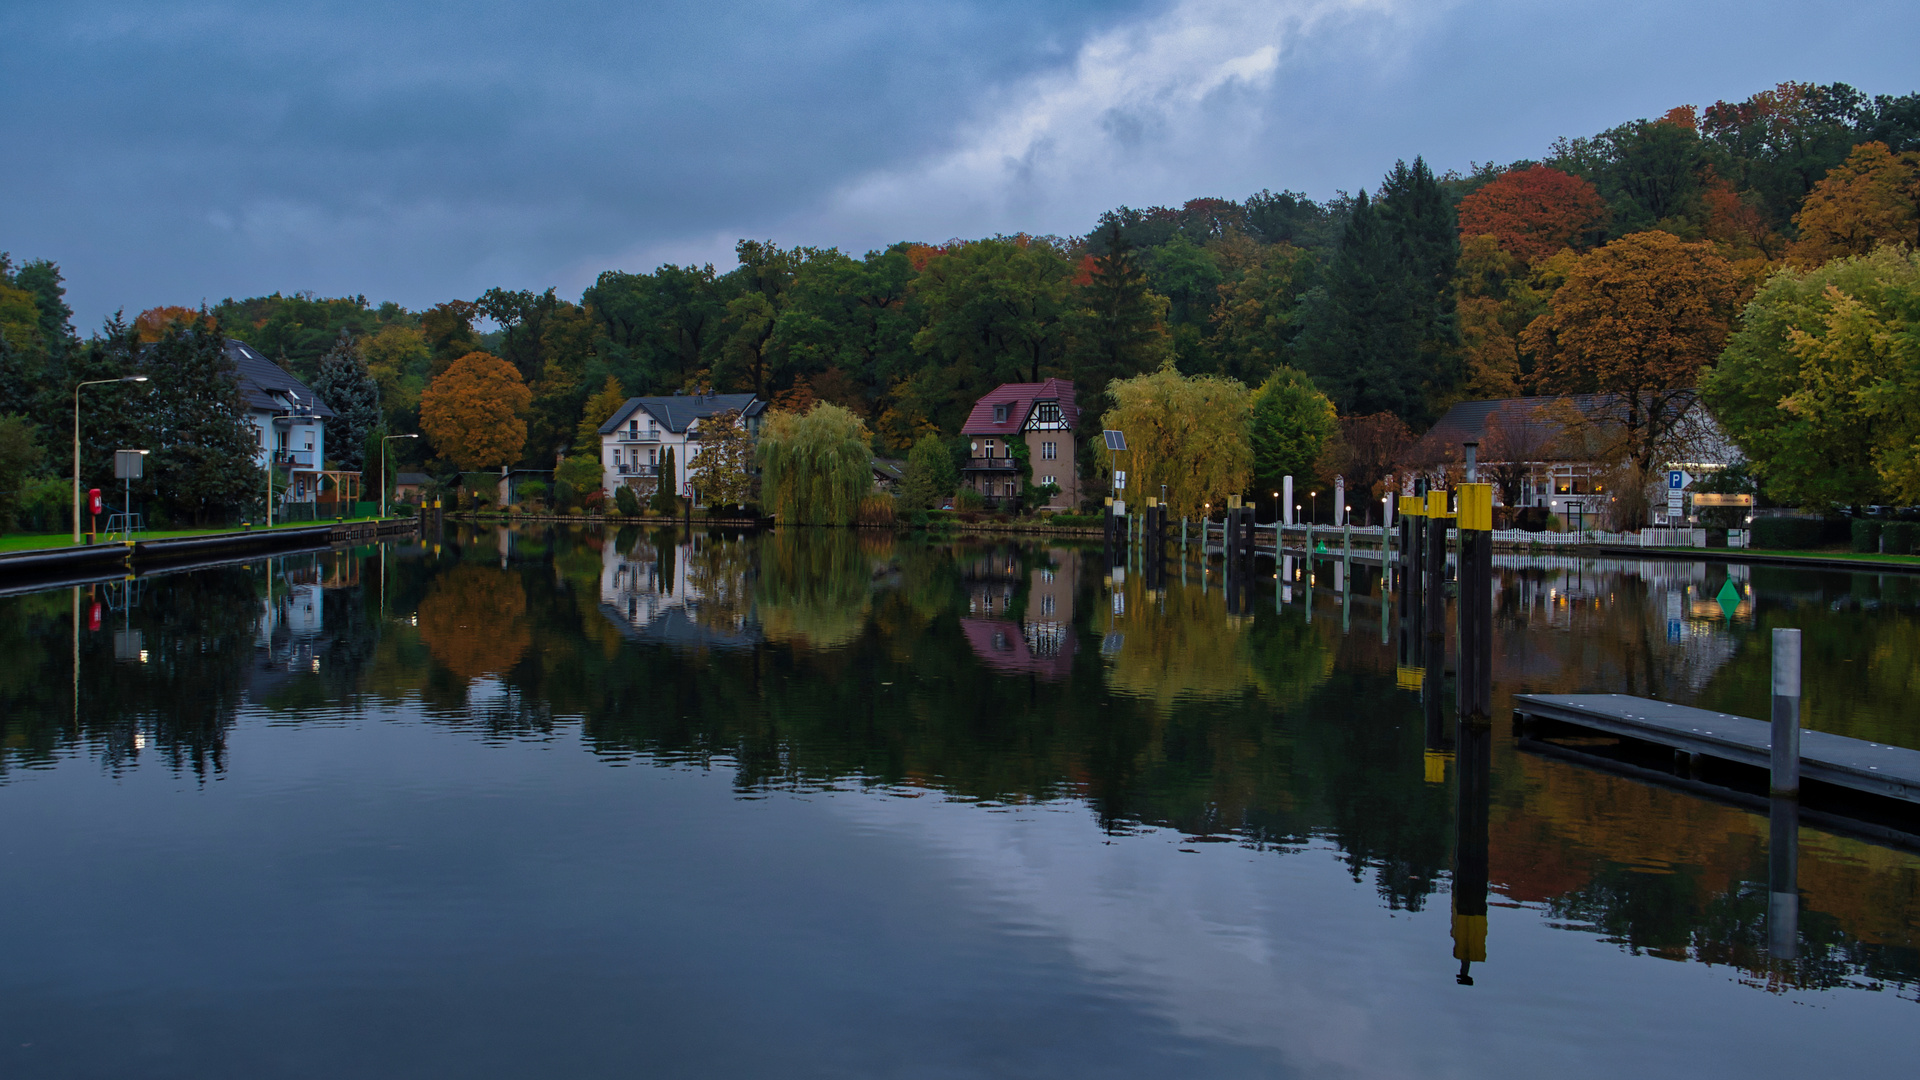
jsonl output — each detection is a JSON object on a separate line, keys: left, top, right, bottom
{"left": 133, "top": 306, "right": 214, "bottom": 342}
{"left": 1787, "top": 142, "right": 1920, "bottom": 267}
{"left": 1457, "top": 166, "right": 1610, "bottom": 263}
{"left": 419, "top": 351, "right": 532, "bottom": 471}
{"left": 1521, "top": 232, "right": 1740, "bottom": 521}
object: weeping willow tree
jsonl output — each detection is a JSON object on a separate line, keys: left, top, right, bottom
{"left": 757, "top": 402, "right": 873, "bottom": 526}
{"left": 1100, "top": 363, "right": 1253, "bottom": 519}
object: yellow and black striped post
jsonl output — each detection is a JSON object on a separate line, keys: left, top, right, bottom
{"left": 1456, "top": 482, "right": 1494, "bottom": 721}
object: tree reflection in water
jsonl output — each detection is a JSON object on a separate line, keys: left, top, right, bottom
{"left": 0, "top": 528, "right": 1917, "bottom": 1000}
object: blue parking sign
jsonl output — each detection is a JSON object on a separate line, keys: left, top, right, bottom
{"left": 1669, "top": 470, "right": 1683, "bottom": 489}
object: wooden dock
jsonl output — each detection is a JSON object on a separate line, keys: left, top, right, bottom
{"left": 1512, "top": 693, "right": 1920, "bottom": 804}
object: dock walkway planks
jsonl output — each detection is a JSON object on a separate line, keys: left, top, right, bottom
{"left": 1512, "top": 693, "right": 1920, "bottom": 804}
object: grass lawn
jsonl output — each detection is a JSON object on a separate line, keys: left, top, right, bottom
{"left": 1740, "top": 547, "right": 1920, "bottom": 566}
{"left": 0, "top": 518, "right": 392, "bottom": 556}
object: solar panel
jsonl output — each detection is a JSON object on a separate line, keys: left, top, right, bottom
{"left": 1103, "top": 430, "right": 1126, "bottom": 451}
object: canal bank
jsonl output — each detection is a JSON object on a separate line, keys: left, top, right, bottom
{"left": 1595, "top": 544, "right": 1920, "bottom": 574}
{"left": 0, "top": 518, "right": 418, "bottom": 591}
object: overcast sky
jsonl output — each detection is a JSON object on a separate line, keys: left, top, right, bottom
{"left": 5, "top": 0, "right": 1916, "bottom": 328}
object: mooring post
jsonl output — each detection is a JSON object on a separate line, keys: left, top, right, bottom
{"left": 1771, "top": 628, "right": 1802, "bottom": 797}
{"left": 1424, "top": 489, "right": 1449, "bottom": 645}
{"left": 1456, "top": 483, "right": 1494, "bottom": 721}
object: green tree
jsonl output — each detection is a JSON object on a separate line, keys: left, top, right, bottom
{"left": 1066, "top": 225, "right": 1168, "bottom": 418}
{"left": 555, "top": 454, "right": 604, "bottom": 511}
{"left": 692, "top": 409, "right": 757, "bottom": 510}
{"left": 310, "top": 330, "right": 382, "bottom": 471}
{"left": 757, "top": 403, "right": 872, "bottom": 525}
{"left": 1248, "top": 367, "right": 1338, "bottom": 496}
{"left": 1293, "top": 159, "right": 1459, "bottom": 422}
{"left": 137, "top": 326, "right": 263, "bottom": 525}
{"left": 1702, "top": 246, "right": 1920, "bottom": 506}
{"left": 650, "top": 447, "right": 680, "bottom": 515}
{"left": 1207, "top": 242, "right": 1316, "bottom": 386}
{"left": 912, "top": 237, "right": 1074, "bottom": 414}
{"left": 1101, "top": 364, "right": 1253, "bottom": 519}
{"left": 897, "top": 433, "right": 957, "bottom": 510}
{"left": 575, "top": 376, "right": 627, "bottom": 453}
{"left": 0, "top": 413, "right": 45, "bottom": 534}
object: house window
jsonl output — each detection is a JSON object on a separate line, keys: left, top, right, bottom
{"left": 1041, "top": 594, "right": 1056, "bottom": 616}
{"left": 1040, "top": 474, "right": 1055, "bottom": 487}
{"left": 1003, "top": 441, "right": 1013, "bottom": 459}
{"left": 1037, "top": 403, "right": 1060, "bottom": 424}
{"left": 984, "top": 438, "right": 995, "bottom": 458}
{"left": 993, "top": 404, "right": 1009, "bottom": 423}
{"left": 1041, "top": 441, "right": 1056, "bottom": 460}
{"left": 1004, "top": 481, "right": 1015, "bottom": 497}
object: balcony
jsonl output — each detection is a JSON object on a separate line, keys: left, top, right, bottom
{"left": 616, "top": 430, "right": 662, "bottom": 443}
{"left": 272, "top": 449, "right": 315, "bottom": 469}
{"left": 616, "top": 463, "right": 661, "bottom": 477}
{"left": 961, "top": 457, "right": 1017, "bottom": 472}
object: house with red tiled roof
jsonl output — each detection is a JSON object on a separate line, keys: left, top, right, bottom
{"left": 959, "top": 378, "right": 1080, "bottom": 511}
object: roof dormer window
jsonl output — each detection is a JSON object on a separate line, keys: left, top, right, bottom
{"left": 993, "top": 404, "right": 1009, "bottom": 423}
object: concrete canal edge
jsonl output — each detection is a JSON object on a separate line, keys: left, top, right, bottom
{"left": 0, "top": 518, "right": 419, "bottom": 591}
{"left": 1592, "top": 544, "right": 1920, "bottom": 575}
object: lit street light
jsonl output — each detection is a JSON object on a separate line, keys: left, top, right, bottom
{"left": 73, "top": 375, "right": 149, "bottom": 543}
{"left": 381, "top": 434, "right": 420, "bottom": 519}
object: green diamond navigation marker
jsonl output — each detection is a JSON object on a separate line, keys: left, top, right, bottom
{"left": 1717, "top": 578, "right": 1741, "bottom": 620}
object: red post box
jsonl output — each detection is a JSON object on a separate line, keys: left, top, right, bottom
{"left": 89, "top": 489, "right": 103, "bottom": 515}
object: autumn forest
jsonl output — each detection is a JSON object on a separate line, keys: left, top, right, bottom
{"left": 3, "top": 79, "right": 1919, "bottom": 526}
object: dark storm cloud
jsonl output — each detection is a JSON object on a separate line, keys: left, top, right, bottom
{"left": 2, "top": 0, "right": 1916, "bottom": 326}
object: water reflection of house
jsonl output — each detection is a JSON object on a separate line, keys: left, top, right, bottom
{"left": 960, "top": 547, "right": 1078, "bottom": 680}
{"left": 597, "top": 540, "right": 760, "bottom": 650}
{"left": 250, "top": 572, "right": 325, "bottom": 696}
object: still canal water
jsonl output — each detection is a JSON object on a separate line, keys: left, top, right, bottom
{"left": 2, "top": 526, "right": 1917, "bottom": 1077}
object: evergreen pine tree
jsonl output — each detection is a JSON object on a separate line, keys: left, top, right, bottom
{"left": 1068, "top": 222, "right": 1168, "bottom": 413}
{"left": 1293, "top": 159, "right": 1461, "bottom": 423}
{"left": 651, "top": 446, "right": 678, "bottom": 514}
{"left": 311, "top": 330, "right": 382, "bottom": 471}
{"left": 139, "top": 323, "right": 262, "bottom": 526}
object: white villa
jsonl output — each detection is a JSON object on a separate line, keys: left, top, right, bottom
{"left": 596, "top": 393, "right": 766, "bottom": 503}
{"left": 226, "top": 339, "right": 333, "bottom": 506}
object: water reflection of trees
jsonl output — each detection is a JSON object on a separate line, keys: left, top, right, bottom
{"left": 3, "top": 534, "right": 1919, "bottom": 999}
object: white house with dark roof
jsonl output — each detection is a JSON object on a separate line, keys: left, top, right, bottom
{"left": 596, "top": 392, "right": 767, "bottom": 503}
{"left": 224, "top": 339, "right": 334, "bottom": 505}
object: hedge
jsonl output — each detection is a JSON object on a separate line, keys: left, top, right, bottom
{"left": 1750, "top": 517, "right": 1826, "bottom": 550}
{"left": 1885, "top": 521, "right": 1917, "bottom": 555}
{"left": 1045, "top": 514, "right": 1104, "bottom": 527}
{"left": 1853, "top": 518, "right": 1883, "bottom": 553}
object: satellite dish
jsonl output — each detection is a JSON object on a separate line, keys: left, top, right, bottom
{"left": 1103, "top": 430, "right": 1127, "bottom": 452}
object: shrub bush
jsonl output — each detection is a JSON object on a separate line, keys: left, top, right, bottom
{"left": 1883, "top": 521, "right": 1916, "bottom": 555}
{"left": 1750, "top": 516, "right": 1824, "bottom": 550}
{"left": 854, "top": 494, "right": 896, "bottom": 526}
{"left": 1852, "top": 517, "right": 1883, "bottom": 553}
{"left": 1047, "top": 513, "right": 1104, "bottom": 528}
{"left": 954, "top": 488, "right": 985, "bottom": 512}
{"left": 614, "top": 485, "right": 641, "bottom": 517}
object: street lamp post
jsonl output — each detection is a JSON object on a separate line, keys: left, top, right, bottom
{"left": 73, "top": 376, "right": 148, "bottom": 543}
{"left": 381, "top": 434, "right": 419, "bottom": 519}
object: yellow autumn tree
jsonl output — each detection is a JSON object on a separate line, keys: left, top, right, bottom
{"left": 1788, "top": 142, "right": 1920, "bottom": 268}
{"left": 1100, "top": 363, "right": 1252, "bottom": 519}
{"left": 419, "top": 351, "right": 531, "bottom": 471}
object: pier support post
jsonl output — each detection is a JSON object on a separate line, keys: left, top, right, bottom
{"left": 1423, "top": 490, "right": 1449, "bottom": 646}
{"left": 1771, "top": 628, "right": 1802, "bottom": 797}
{"left": 1456, "top": 483, "right": 1494, "bottom": 722}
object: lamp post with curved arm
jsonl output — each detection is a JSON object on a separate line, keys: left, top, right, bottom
{"left": 74, "top": 376, "right": 149, "bottom": 543}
